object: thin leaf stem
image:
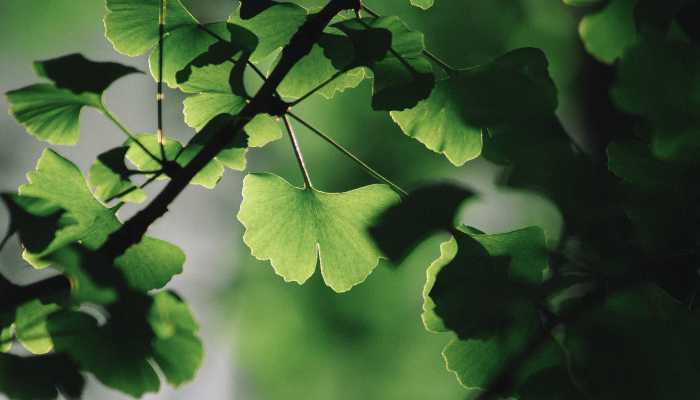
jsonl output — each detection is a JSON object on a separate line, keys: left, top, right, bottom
{"left": 289, "top": 70, "right": 346, "bottom": 107}
{"left": 360, "top": 4, "right": 456, "bottom": 75}
{"left": 101, "top": 107, "right": 162, "bottom": 165}
{"left": 283, "top": 115, "right": 313, "bottom": 188}
{"left": 157, "top": 0, "right": 167, "bottom": 161}
{"left": 288, "top": 112, "right": 408, "bottom": 196}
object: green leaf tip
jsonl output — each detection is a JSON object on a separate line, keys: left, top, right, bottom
{"left": 410, "top": 0, "right": 434, "bottom": 10}
{"left": 238, "top": 173, "right": 400, "bottom": 292}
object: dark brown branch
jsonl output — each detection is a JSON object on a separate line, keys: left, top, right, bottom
{"left": 99, "top": 0, "right": 362, "bottom": 262}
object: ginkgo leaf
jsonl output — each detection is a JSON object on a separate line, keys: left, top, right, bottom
{"left": 105, "top": 0, "right": 238, "bottom": 88}
{"left": 0, "top": 193, "right": 75, "bottom": 254}
{"left": 391, "top": 47, "right": 557, "bottom": 165}
{"left": 0, "top": 310, "right": 12, "bottom": 353}
{"left": 89, "top": 147, "right": 147, "bottom": 203}
{"left": 0, "top": 352, "right": 84, "bottom": 400}
{"left": 238, "top": 0, "right": 281, "bottom": 19}
{"left": 578, "top": 0, "right": 638, "bottom": 64}
{"left": 5, "top": 54, "right": 140, "bottom": 145}
{"left": 148, "top": 291, "right": 204, "bottom": 387}
{"left": 410, "top": 0, "right": 434, "bottom": 10}
{"left": 180, "top": 60, "right": 282, "bottom": 147}
{"left": 612, "top": 34, "right": 700, "bottom": 161}
{"left": 19, "top": 149, "right": 184, "bottom": 292}
{"left": 228, "top": 2, "right": 308, "bottom": 63}
{"left": 14, "top": 299, "right": 61, "bottom": 354}
{"left": 31, "top": 53, "right": 141, "bottom": 95}
{"left": 237, "top": 173, "right": 400, "bottom": 292}
{"left": 332, "top": 16, "right": 435, "bottom": 111}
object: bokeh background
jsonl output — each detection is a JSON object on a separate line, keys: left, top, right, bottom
{"left": 0, "top": 0, "right": 609, "bottom": 399}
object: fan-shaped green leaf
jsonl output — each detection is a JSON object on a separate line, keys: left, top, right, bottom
{"left": 148, "top": 291, "right": 204, "bottom": 386}
{"left": 612, "top": 34, "right": 700, "bottom": 161}
{"left": 89, "top": 147, "right": 147, "bottom": 203}
{"left": 180, "top": 60, "right": 282, "bottom": 146}
{"left": 105, "top": 0, "right": 234, "bottom": 88}
{"left": 391, "top": 47, "right": 557, "bottom": 165}
{"left": 5, "top": 54, "right": 139, "bottom": 145}
{"left": 124, "top": 133, "right": 225, "bottom": 188}
{"left": 14, "top": 300, "right": 60, "bottom": 354}
{"left": 0, "top": 193, "right": 75, "bottom": 254}
{"left": 19, "top": 149, "right": 184, "bottom": 292}
{"left": 237, "top": 173, "right": 400, "bottom": 292}
{"left": 411, "top": 0, "right": 434, "bottom": 10}
{"left": 333, "top": 16, "right": 435, "bottom": 111}
{"left": 228, "top": 2, "right": 307, "bottom": 63}
{"left": 32, "top": 53, "right": 141, "bottom": 94}
{"left": 579, "top": 0, "right": 638, "bottom": 64}
{"left": 0, "top": 353, "right": 84, "bottom": 400}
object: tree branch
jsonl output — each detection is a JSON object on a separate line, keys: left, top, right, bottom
{"left": 99, "top": 0, "right": 362, "bottom": 262}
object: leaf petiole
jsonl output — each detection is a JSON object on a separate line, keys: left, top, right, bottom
{"left": 289, "top": 70, "right": 346, "bottom": 107}
{"left": 287, "top": 112, "right": 408, "bottom": 197}
{"left": 283, "top": 115, "right": 313, "bottom": 188}
{"left": 101, "top": 106, "right": 163, "bottom": 166}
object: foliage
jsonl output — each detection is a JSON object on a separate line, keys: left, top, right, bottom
{"left": 2, "top": 0, "right": 700, "bottom": 399}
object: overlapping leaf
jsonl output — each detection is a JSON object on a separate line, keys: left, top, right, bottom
{"left": 612, "top": 34, "right": 700, "bottom": 161}
{"left": 272, "top": 12, "right": 365, "bottom": 99}
{"left": 423, "top": 226, "right": 565, "bottom": 397}
{"left": 19, "top": 149, "right": 184, "bottom": 293}
{"left": 410, "top": 0, "right": 434, "bottom": 10}
{"left": 124, "top": 115, "right": 250, "bottom": 189}
{"left": 0, "top": 353, "right": 84, "bottom": 400}
{"left": 238, "top": 173, "right": 400, "bottom": 292}
{"left": 391, "top": 47, "right": 558, "bottom": 165}
{"left": 14, "top": 300, "right": 61, "bottom": 354}
{"left": 45, "top": 289, "right": 202, "bottom": 397}
{"left": 5, "top": 54, "right": 140, "bottom": 145}
{"left": 180, "top": 59, "right": 282, "bottom": 146}
{"left": 332, "top": 16, "right": 435, "bottom": 111}
{"left": 0, "top": 194, "right": 75, "bottom": 254}
{"left": 578, "top": 0, "right": 639, "bottom": 64}
{"left": 227, "top": 2, "right": 307, "bottom": 63}
{"left": 106, "top": 0, "right": 235, "bottom": 87}
{"left": 89, "top": 147, "right": 147, "bottom": 203}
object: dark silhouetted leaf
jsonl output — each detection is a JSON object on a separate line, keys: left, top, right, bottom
{"left": 32, "top": 53, "right": 141, "bottom": 94}
{"left": 0, "top": 353, "right": 84, "bottom": 400}
{"left": 0, "top": 194, "right": 74, "bottom": 254}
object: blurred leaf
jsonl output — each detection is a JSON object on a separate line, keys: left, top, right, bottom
{"left": 563, "top": 284, "right": 700, "bottom": 399}
{"left": 391, "top": 47, "right": 557, "bottom": 165}
{"left": 369, "top": 183, "right": 475, "bottom": 262}
{"left": 19, "top": 150, "right": 183, "bottom": 292}
{"left": 0, "top": 308, "right": 12, "bottom": 353}
{"left": 48, "top": 297, "right": 160, "bottom": 397}
{"left": 411, "top": 0, "right": 434, "bottom": 10}
{"left": 607, "top": 139, "right": 700, "bottom": 254}
{"left": 333, "top": 16, "right": 435, "bottom": 111}
{"left": 422, "top": 237, "right": 457, "bottom": 333}
{"left": 148, "top": 291, "right": 204, "bottom": 387}
{"left": 89, "top": 147, "right": 147, "bottom": 203}
{"left": 0, "top": 352, "right": 84, "bottom": 400}
{"left": 14, "top": 299, "right": 61, "bottom": 354}
{"left": 228, "top": 2, "right": 307, "bottom": 63}
{"left": 32, "top": 53, "right": 141, "bottom": 94}
{"left": 612, "top": 34, "right": 700, "bottom": 161}
{"left": 564, "top": 0, "right": 604, "bottom": 5}
{"left": 237, "top": 173, "right": 400, "bottom": 292}
{"left": 0, "top": 194, "right": 74, "bottom": 254}
{"left": 427, "top": 226, "right": 547, "bottom": 341}
{"left": 579, "top": 0, "right": 639, "bottom": 64}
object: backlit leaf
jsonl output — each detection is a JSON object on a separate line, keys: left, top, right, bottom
{"left": 89, "top": 147, "right": 147, "bottom": 203}
{"left": 19, "top": 149, "right": 184, "bottom": 292}
{"left": 579, "top": 0, "right": 638, "bottom": 64}
{"left": 105, "top": 0, "right": 235, "bottom": 88}
{"left": 237, "top": 173, "right": 400, "bottom": 292}
{"left": 5, "top": 54, "right": 139, "bottom": 145}
{"left": 411, "top": 0, "right": 434, "bottom": 10}
{"left": 14, "top": 300, "right": 60, "bottom": 354}
{"left": 228, "top": 2, "right": 308, "bottom": 63}
{"left": 391, "top": 47, "right": 557, "bottom": 165}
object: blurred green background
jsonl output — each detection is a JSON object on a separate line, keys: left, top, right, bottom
{"left": 0, "top": 0, "right": 592, "bottom": 399}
